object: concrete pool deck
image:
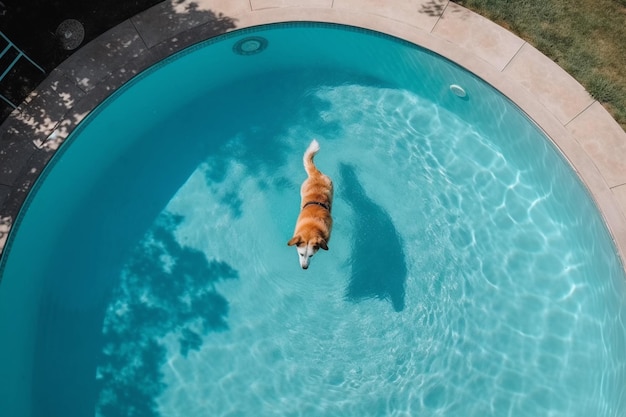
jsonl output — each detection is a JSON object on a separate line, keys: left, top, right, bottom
{"left": 1, "top": 0, "right": 625, "bottom": 266}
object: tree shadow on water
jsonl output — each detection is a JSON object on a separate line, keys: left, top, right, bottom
{"left": 197, "top": 68, "right": 356, "bottom": 216}
{"left": 200, "top": 68, "right": 352, "bottom": 174}
{"left": 95, "top": 212, "right": 238, "bottom": 417}
{"left": 340, "top": 163, "right": 407, "bottom": 312}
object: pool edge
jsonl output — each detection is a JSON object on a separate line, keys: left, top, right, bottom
{"left": 1, "top": 0, "right": 625, "bottom": 270}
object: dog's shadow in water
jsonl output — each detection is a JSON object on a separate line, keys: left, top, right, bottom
{"left": 340, "top": 163, "right": 407, "bottom": 312}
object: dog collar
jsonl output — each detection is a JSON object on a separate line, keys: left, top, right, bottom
{"left": 303, "top": 201, "right": 330, "bottom": 211}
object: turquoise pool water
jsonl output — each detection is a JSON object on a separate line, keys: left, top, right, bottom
{"left": 1, "top": 23, "right": 625, "bottom": 417}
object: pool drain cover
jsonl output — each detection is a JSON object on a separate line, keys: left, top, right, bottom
{"left": 233, "top": 36, "right": 268, "bottom": 55}
{"left": 56, "top": 19, "right": 85, "bottom": 50}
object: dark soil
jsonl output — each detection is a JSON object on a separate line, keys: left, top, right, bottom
{"left": 0, "top": 0, "right": 162, "bottom": 120}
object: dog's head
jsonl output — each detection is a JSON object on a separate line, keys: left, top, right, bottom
{"left": 287, "top": 234, "right": 328, "bottom": 269}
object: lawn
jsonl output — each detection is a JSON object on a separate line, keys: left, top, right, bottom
{"left": 454, "top": 0, "right": 626, "bottom": 131}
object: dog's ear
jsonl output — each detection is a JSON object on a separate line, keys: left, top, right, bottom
{"left": 287, "top": 236, "right": 301, "bottom": 246}
{"left": 319, "top": 239, "right": 329, "bottom": 251}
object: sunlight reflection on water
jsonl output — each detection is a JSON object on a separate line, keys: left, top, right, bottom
{"left": 93, "top": 83, "right": 626, "bottom": 417}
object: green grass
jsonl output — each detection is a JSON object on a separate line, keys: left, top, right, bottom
{"left": 453, "top": 0, "right": 626, "bottom": 131}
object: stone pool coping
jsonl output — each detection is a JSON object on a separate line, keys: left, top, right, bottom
{"left": 1, "top": 0, "right": 625, "bottom": 267}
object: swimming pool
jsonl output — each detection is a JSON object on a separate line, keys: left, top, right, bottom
{"left": 0, "top": 22, "right": 625, "bottom": 416}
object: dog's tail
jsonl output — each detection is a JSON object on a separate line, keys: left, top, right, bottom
{"left": 303, "top": 139, "right": 321, "bottom": 176}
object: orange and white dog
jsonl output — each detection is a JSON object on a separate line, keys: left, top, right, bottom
{"left": 287, "top": 139, "right": 334, "bottom": 269}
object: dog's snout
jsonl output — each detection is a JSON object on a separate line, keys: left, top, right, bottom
{"left": 302, "top": 264, "right": 308, "bottom": 270}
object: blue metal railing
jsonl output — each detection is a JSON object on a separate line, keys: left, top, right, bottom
{"left": 1, "top": 31, "right": 45, "bottom": 109}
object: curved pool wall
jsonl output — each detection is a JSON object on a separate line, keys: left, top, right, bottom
{"left": 0, "top": 23, "right": 625, "bottom": 416}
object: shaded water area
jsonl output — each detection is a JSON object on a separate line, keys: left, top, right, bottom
{"left": 341, "top": 163, "right": 407, "bottom": 312}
